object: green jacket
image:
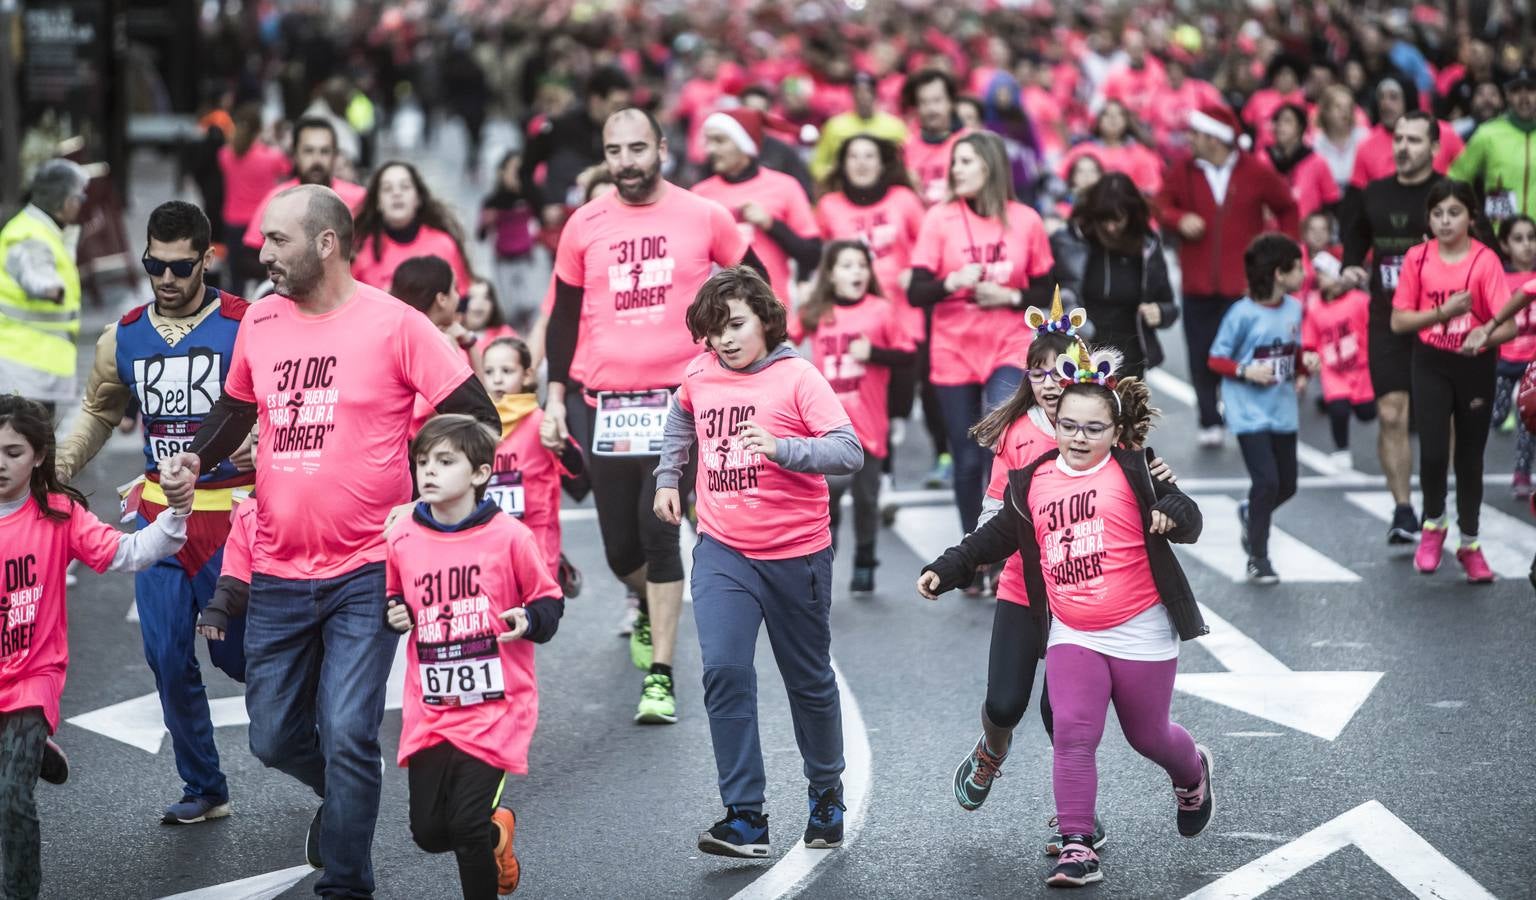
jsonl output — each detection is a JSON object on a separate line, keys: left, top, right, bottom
{"left": 1449, "top": 115, "right": 1536, "bottom": 221}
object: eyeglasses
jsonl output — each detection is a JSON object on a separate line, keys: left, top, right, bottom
{"left": 1026, "top": 367, "right": 1055, "bottom": 383}
{"left": 142, "top": 254, "right": 200, "bottom": 278}
{"left": 1055, "top": 418, "right": 1112, "bottom": 439}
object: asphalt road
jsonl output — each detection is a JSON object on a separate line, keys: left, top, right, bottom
{"left": 29, "top": 129, "right": 1535, "bottom": 900}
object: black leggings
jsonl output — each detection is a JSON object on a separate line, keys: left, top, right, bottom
{"left": 1237, "top": 431, "right": 1299, "bottom": 558}
{"left": 915, "top": 340, "right": 948, "bottom": 457}
{"left": 1326, "top": 400, "right": 1378, "bottom": 450}
{"left": 407, "top": 742, "right": 505, "bottom": 900}
{"left": 1412, "top": 344, "right": 1498, "bottom": 535}
{"left": 984, "top": 601, "right": 1052, "bottom": 737}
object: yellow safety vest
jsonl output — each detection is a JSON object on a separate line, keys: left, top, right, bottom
{"left": 0, "top": 209, "right": 81, "bottom": 400}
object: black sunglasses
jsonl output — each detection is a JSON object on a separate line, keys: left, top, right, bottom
{"left": 142, "top": 254, "right": 200, "bottom": 278}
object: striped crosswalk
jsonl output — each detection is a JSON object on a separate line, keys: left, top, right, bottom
{"left": 1345, "top": 492, "right": 1536, "bottom": 580}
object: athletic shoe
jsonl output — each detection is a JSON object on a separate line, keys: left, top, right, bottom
{"left": 953, "top": 735, "right": 1007, "bottom": 811}
{"left": 634, "top": 673, "right": 677, "bottom": 724}
{"left": 1237, "top": 501, "right": 1251, "bottom": 556}
{"left": 616, "top": 588, "right": 640, "bottom": 636}
{"left": 1327, "top": 448, "right": 1353, "bottom": 469}
{"left": 1456, "top": 545, "right": 1495, "bottom": 584}
{"left": 1045, "top": 814, "right": 1107, "bottom": 856}
{"left": 924, "top": 453, "right": 954, "bottom": 488}
{"left": 1246, "top": 556, "right": 1279, "bottom": 584}
{"left": 492, "top": 808, "right": 520, "bottom": 894}
{"left": 1500, "top": 409, "right": 1518, "bottom": 433}
{"left": 1514, "top": 472, "right": 1534, "bottom": 500}
{"left": 1388, "top": 505, "right": 1419, "bottom": 545}
{"left": 1415, "top": 522, "right": 1448, "bottom": 573}
{"left": 804, "top": 785, "right": 845, "bottom": 848}
{"left": 850, "top": 565, "right": 875, "bottom": 595}
{"left": 1197, "top": 426, "right": 1225, "bottom": 449}
{"left": 698, "top": 807, "right": 770, "bottom": 858}
{"left": 1175, "top": 745, "right": 1215, "bottom": 837}
{"left": 305, "top": 805, "right": 323, "bottom": 868}
{"left": 162, "top": 795, "right": 231, "bottom": 825}
{"left": 40, "top": 739, "right": 68, "bottom": 785}
{"left": 1045, "top": 838, "right": 1103, "bottom": 887}
{"left": 557, "top": 554, "right": 583, "bottom": 599}
{"left": 629, "top": 612, "right": 652, "bottom": 670}
{"left": 889, "top": 418, "right": 907, "bottom": 448}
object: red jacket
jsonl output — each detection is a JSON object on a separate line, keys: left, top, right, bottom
{"left": 1157, "top": 151, "right": 1299, "bottom": 299}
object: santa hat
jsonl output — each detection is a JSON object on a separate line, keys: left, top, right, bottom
{"left": 1188, "top": 104, "right": 1250, "bottom": 150}
{"left": 703, "top": 109, "right": 765, "bottom": 157}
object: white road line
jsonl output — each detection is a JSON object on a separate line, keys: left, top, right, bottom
{"left": 1176, "top": 495, "right": 1360, "bottom": 582}
{"left": 1345, "top": 491, "right": 1536, "bottom": 579}
{"left": 889, "top": 505, "right": 961, "bottom": 564}
{"left": 729, "top": 659, "right": 871, "bottom": 900}
{"left": 155, "top": 865, "right": 312, "bottom": 900}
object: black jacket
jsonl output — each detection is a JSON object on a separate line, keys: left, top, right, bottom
{"left": 1050, "top": 225, "right": 1179, "bottom": 369}
{"left": 923, "top": 446, "right": 1207, "bottom": 656}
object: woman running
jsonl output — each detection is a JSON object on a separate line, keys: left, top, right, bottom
{"left": 352, "top": 160, "right": 474, "bottom": 294}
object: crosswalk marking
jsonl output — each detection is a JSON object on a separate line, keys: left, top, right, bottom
{"left": 1172, "top": 495, "right": 1360, "bottom": 583}
{"left": 1345, "top": 492, "right": 1536, "bottom": 580}
{"left": 890, "top": 505, "right": 962, "bottom": 567}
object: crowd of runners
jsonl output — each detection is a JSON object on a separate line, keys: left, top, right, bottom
{"left": 2, "top": 1, "right": 1535, "bottom": 896}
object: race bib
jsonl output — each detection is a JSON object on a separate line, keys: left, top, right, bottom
{"left": 146, "top": 420, "right": 198, "bottom": 464}
{"left": 417, "top": 635, "right": 505, "bottom": 707}
{"left": 485, "top": 470, "right": 525, "bottom": 519}
{"left": 1486, "top": 189, "right": 1518, "bottom": 224}
{"left": 1378, "top": 255, "right": 1404, "bottom": 291}
{"left": 593, "top": 389, "right": 671, "bottom": 456}
{"left": 1254, "top": 342, "right": 1296, "bottom": 382}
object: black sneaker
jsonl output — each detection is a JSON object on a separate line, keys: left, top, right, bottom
{"left": 1237, "top": 501, "right": 1251, "bottom": 556}
{"left": 850, "top": 565, "right": 875, "bottom": 595}
{"left": 1045, "top": 813, "right": 1107, "bottom": 856}
{"left": 698, "top": 807, "right": 770, "bottom": 858}
{"left": 1175, "top": 745, "right": 1214, "bottom": 837}
{"left": 1246, "top": 556, "right": 1279, "bottom": 584}
{"left": 804, "top": 785, "right": 845, "bottom": 849}
{"left": 1388, "top": 505, "right": 1419, "bottom": 545}
{"left": 1044, "top": 837, "right": 1103, "bottom": 887}
{"left": 953, "top": 735, "right": 1007, "bottom": 811}
{"left": 305, "top": 804, "right": 324, "bottom": 868}
{"left": 40, "top": 738, "right": 69, "bottom": 785}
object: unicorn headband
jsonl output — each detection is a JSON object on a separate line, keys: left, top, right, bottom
{"left": 1024, "top": 286, "right": 1087, "bottom": 338}
{"left": 1054, "top": 339, "right": 1123, "bottom": 393}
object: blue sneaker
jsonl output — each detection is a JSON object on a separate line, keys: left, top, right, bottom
{"left": 804, "top": 785, "right": 845, "bottom": 849}
{"left": 699, "top": 807, "right": 770, "bottom": 858}
{"left": 161, "top": 795, "right": 231, "bottom": 825}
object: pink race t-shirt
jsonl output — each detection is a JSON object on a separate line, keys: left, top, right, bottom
{"left": 488, "top": 410, "right": 565, "bottom": 581}
{"left": 1057, "top": 142, "right": 1164, "bottom": 197}
{"left": 904, "top": 130, "right": 967, "bottom": 207}
{"left": 1262, "top": 151, "right": 1341, "bottom": 222}
{"left": 692, "top": 168, "right": 819, "bottom": 305}
{"left": 387, "top": 512, "right": 561, "bottom": 774}
{"left": 984, "top": 408, "right": 1057, "bottom": 607}
{"left": 217, "top": 143, "right": 291, "bottom": 227}
{"left": 1302, "top": 289, "right": 1374, "bottom": 403}
{"left": 554, "top": 184, "right": 749, "bottom": 392}
{"left": 910, "top": 200, "right": 1053, "bottom": 386}
{"left": 0, "top": 495, "right": 123, "bottom": 731}
{"left": 1390, "top": 240, "right": 1506, "bottom": 352}
{"left": 1026, "top": 456, "right": 1161, "bottom": 631}
{"left": 815, "top": 187, "right": 927, "bottom": 340}
{"left": 1500, "top": 270, "right": 1536, "bottom": 364}
{"left": 220, "top": 498, "right": 259, "bottom": 583}
{"left": 242, "top": 178, "right": 368, "bottom": 249}
{"left": 352, "top": 226, "right": 472, "bottom": 295}
{"left": 224, "top": 283, "right": 473, "bottom": 579}
{"left": 677, "top": 351, "right": 852, "bottom": 559}
{"left": 787, "top": 295, "right": 914, "bottom": 458}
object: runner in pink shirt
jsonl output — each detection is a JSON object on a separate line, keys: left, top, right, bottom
{"left": 1144, "top": 59, "right": 1223, "bottom": 156}
{"left": 541, "top": 108, "right": 763, "bottom": 726}
{"left": 1056, "top": 101, "right": 1164, "bottom": 199}
{"left": 240, "top": 118, "right": 366, "bottom": 250}
{"left": 1348, "top": 80, "right": 1463, "bottom": 189}
{"left": 172, "top": 185, "right": 498, "bottom": 896}
{"left": 1489, "top": 218, "right": 1536, "bottom": 497}
{"left": 352, "top": 161, "right": 473, "bottom": 294}
{"left": 1261, "top": 105, "right": 1342, "bottom": 222}
{"left": 217, "top": 103, "right": 289, "bottom": 290}
{"left": 901, "top": 69, "right": 968, "bottom": 207}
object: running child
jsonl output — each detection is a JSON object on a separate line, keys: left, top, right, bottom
{"left": 1, "top": 395, "right": 196, "bottom": 900}
{"left": 1301, "top": 224, "right": 1376, "bottom": 465}
{"left": 385, "top": 414, "right": 565, "bottom": 899}
{"left": 195, "top": 493, "right": 257, "bottom": 643}
{"left": 1490, "top": 216, "right": 1536, "bottom": 497}
{"left": 1209, "top": 234, "right": 1311, "bottom": 584}
{"left": 653, "top": 266, "right": 864, "bottom": 858}
{"left": 917, "top": 350, "right": 1213, "bottom": 888}
{"left": 1390, "top": 180, "right": 1515, "bottom": 582}
{"left": 788, "top": 241, "right": 916, "bottom": 593}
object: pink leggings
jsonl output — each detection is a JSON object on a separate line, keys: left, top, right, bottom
{"left": 1046, "top": 643, "right": 1203, "bottom": 836}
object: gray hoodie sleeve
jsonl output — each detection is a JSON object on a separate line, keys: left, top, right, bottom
{"left": 653, "top": 397, "right": 697, "bottom": 491}
{"left": 772, "top": 425, "right": 864, "bottom": 475}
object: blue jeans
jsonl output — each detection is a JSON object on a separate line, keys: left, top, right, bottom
{"left": 245, "top": 562, "right": 396, "bottom": 898}
{"left": 934, "top": 366, "right": 1024, "bottom": 533}
{"left": 133, "top": 515, "right": 245, "bottom": 805}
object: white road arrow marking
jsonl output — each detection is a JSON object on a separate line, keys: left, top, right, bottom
{"left": 155, "top": 865, "right": 312, "bottom": 900}
{"left": 1175, "top": 604, "right": 1381, "bottom": 741}
{"left": 67, "top": 636, "right": 409, "bottom": 753}
{"left": 1182, "top": 800, "right": 1495, "bottom": 899}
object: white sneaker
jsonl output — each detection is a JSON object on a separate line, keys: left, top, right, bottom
{"left": 616, "top": 589, "right": 640, "bottom": 637}
{"left": 1327, "top": 449, "right": 1353, "bottom": 469}
{"left": 889, "top": 418, "right": 908, "bottom": 448}
{"left": 1197, "top": 426, "right": 1225, "bottom": 449}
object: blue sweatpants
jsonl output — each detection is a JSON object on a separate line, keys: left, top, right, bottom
{"left": 691, "top": 534, "right": 844, "bottom": 812}
{"left": 134, "top": 514, "right": 246, "bottom": 805}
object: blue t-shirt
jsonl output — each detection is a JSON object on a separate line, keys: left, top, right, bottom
{"left": 1210, "top": 295, "right": 1304, "bottom": 434}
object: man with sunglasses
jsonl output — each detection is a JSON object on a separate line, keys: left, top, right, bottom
{"left": 56, "top": 201, "right": 254, "bottom": 826}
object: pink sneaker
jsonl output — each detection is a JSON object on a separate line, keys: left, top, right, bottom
{"left": 1456, "top": 545, "right": 1495, "bottom": 583}
{"left": 1515, "top": 472, "right": 1534, "bottom": 500}
{"left": 1414, "top": 524, "right": 1447, "bottom": 573}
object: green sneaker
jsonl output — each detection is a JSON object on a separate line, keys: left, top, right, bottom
{"left": 1501, "top": 409, "right": 1518, "bottom": 434}
{"left": 634, "top": 673, "right": 677, "bottom": 724}
{"left": 630, "top": 612, "right": 653, "bottom": 670}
